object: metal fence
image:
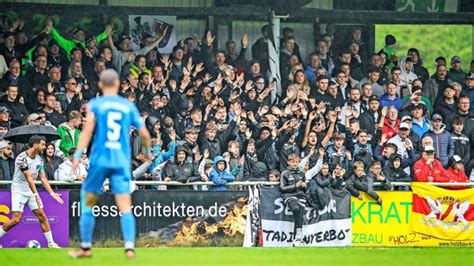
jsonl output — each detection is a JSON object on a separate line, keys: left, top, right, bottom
{"left": 0, "top": 181, "right": 473, "bottom": 187}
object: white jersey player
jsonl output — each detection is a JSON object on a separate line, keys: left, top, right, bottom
{"left": 0, "top": 135, "right": 64, "bottom": 248}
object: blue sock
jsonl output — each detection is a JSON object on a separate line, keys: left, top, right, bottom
{"left": 120, "top": 211, "right": 136, "bottom": 249}
{"left": 79, "top": 190, "right": 95, "bottom": 249}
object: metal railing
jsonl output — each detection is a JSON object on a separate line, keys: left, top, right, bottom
{"left": 0, "top": 181, "right": 473, "bottom": 187}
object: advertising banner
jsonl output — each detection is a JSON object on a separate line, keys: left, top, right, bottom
{"left": 0, "top": 190, "right": 69, "bottom": 248}
{"left": 259, "top": 186, "right": 351, "bottom": 247}
{"left": 411, "top": 183, "right": 474, "bottom": 241}
{"left": 69, "top": 190, "right": 248, "bottom": 247}
{"left": 352, "top": 191, "right": 474, "bottom": 247}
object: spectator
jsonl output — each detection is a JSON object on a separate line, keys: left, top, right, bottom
{"left": 106, "top": 25, "right": 164, "bottom": 76}
{"left": 398, "top": 56, "right": 418, "bottom": 96}
{"left": 310, "top": 75, "right": 329, "bottom": 103}
{"left": 367, "top": 160, "right": 393, "bottom": 191}
{"left": 0, "top": 59, "right": 31, "bottom": 100}
{"left": 317, "top": 40, "right": 335, "bottom": 75}
{"left": 400, "top": 85, "right": 432, "bottom": 117}
{"left": 380, "top": 82, "right": 404, "bottom": 110}
{"left": 43, "top": 94, "right": 66, "bottom": 127}
{"left": 390, "top": 67, "right": 403, "bottom": 95}
{"left": 451, "top": 117, "right": 472, "bottom": 176}
{"left": 57, "top": 77, "right": 84, "bottom": 116}
{"left": 305, "top": 53, "right": 321, "bottom": 85}
{"left": 447, "top": 155, "right": 469, "bottom": 183}
{"left": 45, "top": 65, "right": 64, "bottom": 96}
{"left": 0, "top": 83, "right": 29, "bottom": 128}
{"left": 280, "top": 153, "right": 306, "bottom": 246}
{"left": 434, "top": 85, "right": 457, "bottom": 131}
{"left": 407, "top": 48, "right": 429, "bottom": 83}
{"left": 57, "top": 110, "right": 82, "bottom": 156}
{"left": 401, "top": 115, "right": 421, "bottom": 154}
{"left": 209, "top": 156, "right": 240, "bottom": 191}
{"left": 423, "top": 64, "right": 453, "bottom": 106}
{"left": 163, "top": 146, "right": 201, "bottom": 189}
{"left": 0, "top": 27, "right": 49, "bottom": 65}
{"left": 43, "top": 142, "right": 63, "bottom": 181}
{"left": 387, "top": 122, "right": 417, "bottom": 175}
{"left": 423, "top": 114, "right": 454, "bottom": 168}
{"left": 380, "top": 34, "right": 397, "bottom": 69}
{"left": 225, "top": 33, "right": 248, "bottom": 70}
{"left": 26, "top": 113, "right": 42, "bottom": 125}
{"left": 54, "top": 147, "right": 86, "bottom": 182}
{"left": 410, "top": 103, "right": 431, "bottom": 139}
{"left": 0, "top": 54, "right": 7, "bottom": 78}
{"left": 0, "top": 140, "right": 14, "bottom": 180}
{"left": 448, "top": 56, "right": 467, "bottom": 84}
{"left": 333, "top": 70, "right": 351, "bottom": 101}
{"left": 359, "top": 66, "right": 384, "bottom": 96}
{"left": 346, "top": 161, "right": 383, "bottom": 204}
{"left": 251, "top": 25, "right": 270, "bottom": 73}
{"left": 383, "top": 155, "right": 411, "bottom": 190}
{"left": 382, "top": 106, "right": 400, "bottom": 140}
{"left": 414, "top": 145, "right": 455, "bottom": 182}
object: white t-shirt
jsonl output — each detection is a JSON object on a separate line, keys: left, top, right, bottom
{"left": 12, "top": 151, "right": 44, "bottom": 195}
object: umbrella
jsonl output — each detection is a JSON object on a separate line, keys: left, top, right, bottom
{"left": 3, "top": 125, "right": 60, "bottom": 143}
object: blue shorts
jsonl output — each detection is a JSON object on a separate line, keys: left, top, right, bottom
{"left": 83, "top": 164, "right": 131, "bottom": 195}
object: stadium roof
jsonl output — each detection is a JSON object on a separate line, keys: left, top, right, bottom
{"left": 3, "top": 0, "right": 474, "bottom": 24}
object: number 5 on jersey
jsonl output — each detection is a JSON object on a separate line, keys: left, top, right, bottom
{"left": 105, "top": 112, "right": 122, "bottom": 149}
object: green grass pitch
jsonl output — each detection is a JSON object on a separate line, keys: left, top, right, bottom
{"left": 1, "top": 247, "right": 473, "bottom": 266}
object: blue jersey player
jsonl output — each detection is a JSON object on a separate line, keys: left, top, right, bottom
{"left": 68, "top": 70, "right": 152, "bottom": 259}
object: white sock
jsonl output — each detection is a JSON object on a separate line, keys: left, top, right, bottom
{"left": 295, "top": 228, "right": 303, "bottom": 238}
{"left": 0, "top": 227, "right": 6, "bottom": 238}
{"left": 81, "top": 242, "right": 92, "bottom": 249}
{"left": 124, "top": 241, "right": 135, "bottom": 250}
{"left": 44, "top": 231, "right": 54, "bottom": 244}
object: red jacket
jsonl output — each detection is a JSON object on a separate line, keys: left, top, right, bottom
{"left": 382, "top": 118, "right": 400, "bottom": 140}
{"left": 413, "top": 157, "right": 454, "bottom": 182}
{"left": 447, "top": 168, "right": 468, "bottom": 182}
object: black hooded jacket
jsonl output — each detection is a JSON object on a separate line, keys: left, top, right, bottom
{"left": 163, "top": 145, "right": 200, "bottom": 188}
{"left": 382, "top": 155, "right": 411, "bottom": 182}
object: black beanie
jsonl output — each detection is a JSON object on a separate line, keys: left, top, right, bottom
{"left": 385, "top": 34, "right": 396, "bottom": 46}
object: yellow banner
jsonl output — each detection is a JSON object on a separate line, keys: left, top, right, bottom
{"left": 351, "top": 191, "right": 474, "bottom": 247}
{"left": 411, "top": 183, "right": 474, "bottom": 241}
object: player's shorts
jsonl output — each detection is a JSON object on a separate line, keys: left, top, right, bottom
{"left": 83, "top": 164, "right": 132, "bottom": 195}
{"left": 11, "top": 191, "right": 42, "bottom": 212}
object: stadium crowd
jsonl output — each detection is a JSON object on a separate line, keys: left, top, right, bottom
{"left": 0, "top": 16, "right": 472, "bottom": 202}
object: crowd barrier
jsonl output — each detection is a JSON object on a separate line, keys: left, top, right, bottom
{"left": 0, "top": 182, "right": 473, "bottom": 248}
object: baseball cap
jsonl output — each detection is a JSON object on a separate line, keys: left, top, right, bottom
{"left": 432, "top": 113, "right": 443, "bottom": 121}
{"left": 401, "top": 115, "right": 412, "bottom": 122}
{"left": 467, "top": 73, "right": 474, "bottom": 80}
{"left": 249, "top": 60, "right": 261, "bottom": 67}
{"left": 28, "top": 113, "right": 41, "bottom": 121}
{"left": 452, "top": 155, "right": 462, "bottom": 163}
{"left": 399, "top": 122, "right": 410, "bottom": 130}
{"left": 0, "top": 106, "right": 10, "bottom": 114}
{"left": 0, "top": 140, "right": 12, "bottom": 149}
{"left": 119, "top": 34, "right": 132, "bottom": 43}
{"left": 451, "top": 56, "right": 461, "bottom": 63}
{"left": 368, "top": 95, "right": 380, "bottom": 103}
{"left": 411, "top": 103, "right": 423, "bottom": 110}
{"left": 72, "top": 27, "right": 85, "bottom": 35}
{"left": 424, "top": 145, "right": 435, "bottom": 152}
